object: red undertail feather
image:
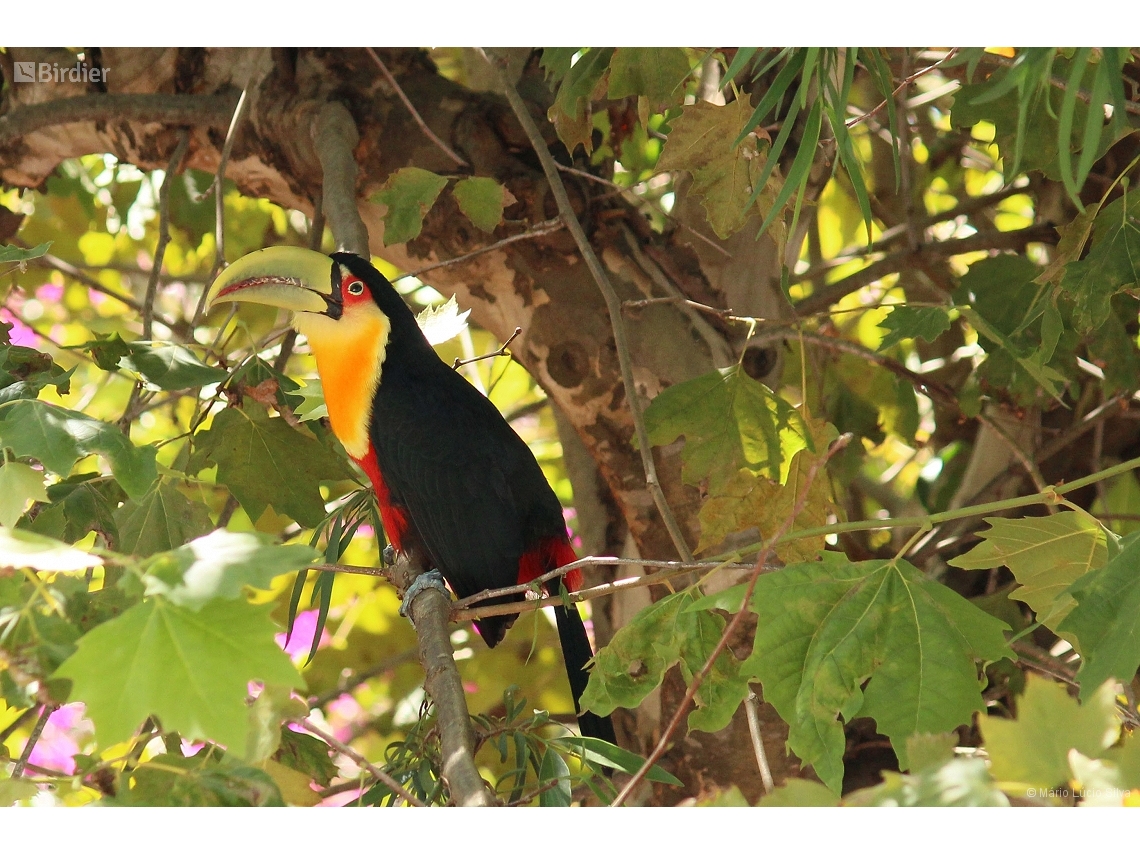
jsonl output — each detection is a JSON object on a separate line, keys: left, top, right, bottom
{"left": 517, "top": 536, "right": 582, "bottom": 592}
{"left": 356, "top": 444, "right": 408, "bottom": 551}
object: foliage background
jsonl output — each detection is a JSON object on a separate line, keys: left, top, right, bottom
{"left": 3, "top": 45, "right": 1140, "bottom": 806}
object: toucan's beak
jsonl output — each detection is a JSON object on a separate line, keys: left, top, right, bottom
{"left": 207, "top": 246, "right": 337, "bottom": 315}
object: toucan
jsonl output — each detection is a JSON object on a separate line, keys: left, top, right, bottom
{"left": 208, "top": 247, "right": 616, "bottom": 744}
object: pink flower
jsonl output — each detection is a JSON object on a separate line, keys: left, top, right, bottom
{"left": 36, "top": 283, "right": 63, "bottom": 302}
{"left": 275, "top": 609, "right": 331, "bottom": 664}
{"left": 25, "top": 703, "right": 93, "bottom": 774}
{"left": 0, "top": 308, "right": 37, "bottom": 346}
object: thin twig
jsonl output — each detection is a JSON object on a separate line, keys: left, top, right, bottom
{"left": 32, "top": 252, "right": 177, "bottom": 332}
{"left": 365, "top": 47, "right": 468, "bottom": 168}
{"left": 12, "top": 704, "right": 56, "bottom": 778}
{"left": 309, "top": 649, "right": 419, "bottom": 709}
{"left": 142, "top": 132, "right": 190, "bottom": 340}
{"left": 846, "top": 49, "right": 959, "bottom": 129}
{"left": 611, "top": 433, "right": 851, "bottom": 806}
{"left": 483, "top": 47, "right": 694, "bottom": 562}
{"left": 191, "top": 86, "right": 252, "bottom": 326}
{"left": 299, "top": 718, "right": 426, "bottom": 806}
{"left": 793, "top": 223, "right": 1058, "bottom": 317}
{"left": 453, "top": 327, "right": 521, "bottom": 369}
{"left": 744, "top": 692, "right": 774, "bottom": 794}
{"left": 392, "top": 219, "right": 565, "bottom": 283}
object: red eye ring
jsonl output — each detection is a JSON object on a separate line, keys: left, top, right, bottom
{"left": 346, "top": 280, "right": 365, "bottom": 296}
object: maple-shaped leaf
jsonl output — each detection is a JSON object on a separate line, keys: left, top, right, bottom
{"left": 644, "top": 366, "right": 808, "bottom": 494}
{"left": 1060, "top": 193, "right": 1140, "bottom": 332}
{"left": 0, "top": 399, "right": 157, "bottom": 499}
{"left": 189, "top": 404, "right": 353, "bottom": 528}
{"left": 141, "top": 530, "right": 317, "bottom": 610}
{"left": 1058, "top": 531, "right": 1140, "bottom": 699}
{"left": 0, "top": 526, "right": 102, "bottom": 572}
{"left": 372, "top": 167, "right": 449, "bottom": 246}
{"left": 697, "top": 413, "right": 839, "bottom": 561}
{"left": 656, "top": 98, "right": 780, "bottom": 239}
{"left": 452, "top": 177, "right": 516, "bottom": 234}
{"left": 877, "top": 305, "right": 952, "bottom": 351}
{"left": 737, "top": 552, "right": 1010, "bottom": 793}
{"left": 948, "top": 512, "right": 1108, "bottom": 632}
{"left": 23, "top": 474, "right": 123, "bottom": 547}
{"left": 607, "top": 47, "right": 691, "bottom": 111}
{"left": 580, "top": 590, "right": 748, "bottom": 733}
{"left": 114, "top": 476, "right": 215, "bottom": 557}
{"left": 979, "top": 675, "right": 1119, "bottom": 793}
{"left": 55, "top": 596, "right": 304, "bottom": 750}
{"left": 842, "top": 756, "right": 1008, "bottom": 807}
{"left": 416, "top": 295, "right": 471, "bottom": 346}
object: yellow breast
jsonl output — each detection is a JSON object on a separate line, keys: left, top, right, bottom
{"left": 293, "top": 304, "right": 391, "bottom": 459}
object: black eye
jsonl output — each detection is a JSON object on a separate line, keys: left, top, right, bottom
{"left": 346, "top": 281, "right": 364, "bottom": 296}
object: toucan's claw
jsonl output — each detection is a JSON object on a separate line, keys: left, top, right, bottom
{"left": 382, "top": 544, "right": 397, "bottom": 566}
{"left": 399, "top": 568, "right": 449, "bottom": 619}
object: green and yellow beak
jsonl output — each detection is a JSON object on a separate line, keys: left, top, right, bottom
{"left": 207, "top": 246, "right": 337, "bottom": 315}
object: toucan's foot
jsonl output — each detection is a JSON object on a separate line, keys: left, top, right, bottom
{"left": 382, "top": 544, "right": 397, "bottom": 566}
{"left": 399, "top": 568, "right": 449, "bottom": 618}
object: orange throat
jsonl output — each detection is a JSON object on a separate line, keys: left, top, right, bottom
{"left": 294, "top": 304, "right": 391, "bottom": 459}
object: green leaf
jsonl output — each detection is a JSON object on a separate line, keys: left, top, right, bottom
{"left": 843, "top": 757, "right": 1008, "bottom": 807}
{"left": 114, "top": 476, "right": 215, "bottom": 557}
{"left": 274, "top": 728, "right": 338, "bottom": 787}
{"left": 1059, "top": 193, "right": 1140, "bottom": 332}
{"left": 372, "top": 167, "right": 450, "bottom": 246}
{"left": 0, "top": 242, "right": 51, "bottom": 264}
{"left": 948, "top": 512, "right": 1107, "bottom": 631}
{"left": 580, "top": 590, "right": 748, "bottom": 733}
{"left": 0, "top": 776, "right": 39, "bottom": 806}
{"left": 545, "top": 48, "right": 614, "bottom": 155}
{"left": 644, "top": 366, "right": 808, "bottom": 494}
{"left": 877, "top": 306, "right": 952, "bottom": 351}
{"left": 0, "top": 526, "right": 102, "bottom": 572}
{"left": 244, "top": 683, "right": 308, "bottom": 763}
{"left": 118, "top": 342, "right": 228, "bottom": 391}
{"left": 0, "top": 399, "right": 157, "bottom": 500}
{"left": 555, "top": 736, "right": 683, "bottom": 785}
{"left": 537, "top": 745, "right": 572, "bottom": 807}
{"left": 1058, "top": 532, "right": 1140, "bottom": 698}
{"left": 0, "top": 461, "right": 48, "bottom": 528}
{"left": 656, "top": 99, "right": 775, "bottom": 239}
{"left": 55, "top": 596, "right": 304, "bottom": 750}
{"left": 1069, "top": 731, "right": 1140, "bottom": 805}
{"left": 452, "top": 177, "right": 515, "bottom": 234}
{"left": 189, "top": 404, "right": 353, "bottom": 528}
{"left": 416, "top": 295, "right": 471, "bottom": 346}
{"left": 697, "top": 413, "right": 838, "bottom": 561}
{"left": 758, "top": 778, "right": 840, "bottom": 806}
{"left": 740, "top": 552, "right": 1010, "bottom": 793}
{"left": 285, "top": 379, "right": 327, "bottom": 423}
{"left": 143, "top": 530, "right": 317, "bottom": 611}
{"left": 114, "top": 753, "right": 285, "bottom": 806}
{"left": 23, "top": 474, "right": 123, "bottom": 547}
{"left": 979, "top": 675, "right": 1119, "bottom": 792}
{"left": 606, "top": 48, "right": 690, "bottom": 109}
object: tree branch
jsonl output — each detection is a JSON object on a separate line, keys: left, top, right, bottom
{"left": 0, "top": 92, "right": 238, "bottom": 144}
{"left": 311, "top": 102, "right": 369, "bottom": 257}
{"left": 793, "top": 223, "right": 1058, "bottom": 317}
{"left": 299, "top": 718, "right": 425, "bottom": 806}
{"left": 483, "top": 47, "right": 695, "bottom": 562}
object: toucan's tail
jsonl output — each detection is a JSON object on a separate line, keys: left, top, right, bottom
{"left": 553, "top": 602, "right": 616, "bottom": 744}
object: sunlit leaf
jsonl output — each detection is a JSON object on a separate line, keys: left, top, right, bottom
{"left": 114, "top": 753, "right": 285, "bottom": 807}
{"left": 0, "top": 526, "right": 102, "bottom": 572}
{"left": 877, "top": 306, "right": 952, "bottom": 351}
{"left": 949, "top": 512, "right": 1108, "bottom": 631}
{"left": 55, "top": 596, "right": 304, "bottom": 750}
{"left": 739, "top": 552, "right": 1010, "bottom": 793}
{"left": 979, "top": 675, "right": 1119, "bottom": 792}
{"left": 372, "top": 167, "right": 450, "bottom": 246}
{"left": 0, "top": 461, "right": 48, "bottom": 528}
{"left": 416, "top": 295, "right": 471, "bottom": 346}
{"left": 452, "top": 177, "right": 516, "bottom": 234}
{"left": 188, "top": 404, "right": 353, "bottom": 528}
